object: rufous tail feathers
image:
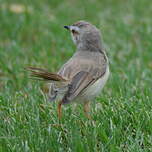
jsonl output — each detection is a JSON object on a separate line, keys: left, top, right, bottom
{"left": 26, "top": 67, "right": 67, "bottom": 82}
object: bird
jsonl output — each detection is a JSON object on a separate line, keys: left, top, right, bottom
{"left": 27, "top": 21, "right": 110, "bottom": 119}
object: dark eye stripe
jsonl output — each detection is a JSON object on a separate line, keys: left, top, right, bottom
{"left": 72, "top": 30, "right": 79, "bottom": 34}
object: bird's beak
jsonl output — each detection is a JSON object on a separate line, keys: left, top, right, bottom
{"left": 64, "top": 25, "right": 79, "bottom": 32}
{"left": 64, "top": 26, "right": 70, "bottom": 30}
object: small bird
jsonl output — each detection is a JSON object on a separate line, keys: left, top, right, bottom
{"left": 27, "top": 21, "right": 110, "bottom": 119}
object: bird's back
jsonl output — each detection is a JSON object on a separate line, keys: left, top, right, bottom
{"left": 58, "top": 50, "right": 107, "bottom": 79}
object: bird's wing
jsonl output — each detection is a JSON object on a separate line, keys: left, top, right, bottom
{"left": 59, "top": 54, "right": 107, "bottom": 104}
{"left": 61, "top": 70, "right": 101, "bottom": 104}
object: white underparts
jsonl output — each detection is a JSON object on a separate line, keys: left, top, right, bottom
{"left": 81, "top": 66, "right": 110, "bottom": 101}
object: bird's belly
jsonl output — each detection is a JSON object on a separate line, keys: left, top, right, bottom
{"left": 80, "top": 66, "right": 110, "bottom": 101}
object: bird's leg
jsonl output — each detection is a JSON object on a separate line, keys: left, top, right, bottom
{"left": 83, "top": 101, "right": 91, "bottom": 119}
{"left": 57, "top": 101, "right": 62, "bottom": 119}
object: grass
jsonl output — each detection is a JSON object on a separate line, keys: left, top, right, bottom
{"left": 0, "top": 0, "right": 152, "bottom": 151}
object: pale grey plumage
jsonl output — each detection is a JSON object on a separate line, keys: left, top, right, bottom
{"left": 48, "top": 21, "right": 109, "bottom": 104}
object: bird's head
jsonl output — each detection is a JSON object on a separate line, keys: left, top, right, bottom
{"left": 64, "top": 21, "right": 102, "bottom": 50}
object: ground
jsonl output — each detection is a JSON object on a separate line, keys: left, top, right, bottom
{"left": 0, "top": 0, "right": 152, "bottom": 151}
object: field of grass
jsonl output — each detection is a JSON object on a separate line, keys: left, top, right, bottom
{"left": 0, "top": 0, "right": 152, "bottom": 151}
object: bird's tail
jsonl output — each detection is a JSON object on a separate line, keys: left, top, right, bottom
{"left": 26, "top": 67, "right": 67, "bottom": 82}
